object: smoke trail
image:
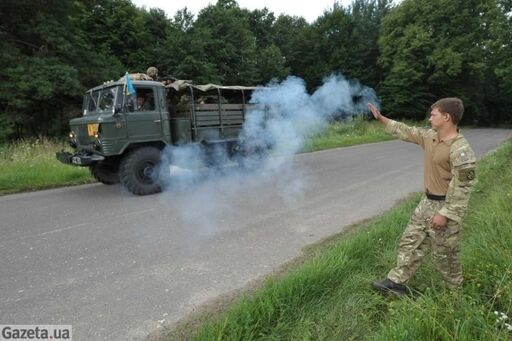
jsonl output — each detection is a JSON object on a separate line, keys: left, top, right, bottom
{"left": 158, "top": 74, "right": 379, "bottom": 232}
{"left": 242, "top": 74, "right": 379, "bottom": 164}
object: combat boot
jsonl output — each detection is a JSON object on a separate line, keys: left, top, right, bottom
{"left": 372, "top": 278, "right": 409, "bottom": 296}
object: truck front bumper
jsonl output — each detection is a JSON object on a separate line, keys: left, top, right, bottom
{"left": 56, "top": 150, "right": 105, "bottom": 166}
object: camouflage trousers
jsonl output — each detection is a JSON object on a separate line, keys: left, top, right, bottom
{"left": 387, "top": 196, "right": 463, "bottom": 288}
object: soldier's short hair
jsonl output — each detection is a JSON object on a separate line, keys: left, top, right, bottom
{"left": 431, "top": 97, "right": 464, "bottom": 124}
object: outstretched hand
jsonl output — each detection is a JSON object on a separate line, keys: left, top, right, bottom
{"left": 368, "top": 103, "right": 382, "bottom": 120}
{"left": 367, "top": 103, "right": 389, "bottom": 125}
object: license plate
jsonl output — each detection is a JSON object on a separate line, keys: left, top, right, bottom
{"left": 71, "top": 156, "right": 82, "bottom": 165}
{"left": 87, "top": 123, "right": 99, "bottom": 137}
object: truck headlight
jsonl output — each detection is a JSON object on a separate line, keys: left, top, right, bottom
{"left": 93, "top": 134, "right": 102, "bottom": 150}
{"left": 68, "top": 131, "right": 77, "bottom": 148}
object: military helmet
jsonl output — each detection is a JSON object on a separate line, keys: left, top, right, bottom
{"left": 146, "top": 66, "right": 159, "bottom": 79}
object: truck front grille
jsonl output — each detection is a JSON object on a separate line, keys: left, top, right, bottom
{"left": 100, "top": 140, "right": 114, "bottom": 154}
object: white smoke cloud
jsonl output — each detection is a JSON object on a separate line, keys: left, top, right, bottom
{"left": 158, "top": 74, "right": 379, "bottom": 233}
{"left": 242, "top": 74, "right": 378, "bottom": 160}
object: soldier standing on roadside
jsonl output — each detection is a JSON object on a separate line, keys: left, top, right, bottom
{"left": 368, "top": 98, "right": 476, "bottom": 295}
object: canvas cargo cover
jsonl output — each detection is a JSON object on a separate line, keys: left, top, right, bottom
{"left": 166, "top": 79, "right": 258, "bottom": 92}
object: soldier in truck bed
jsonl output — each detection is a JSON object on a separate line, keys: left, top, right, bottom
{"left": 368, "top": 98, "right": 476, "bottom": 296}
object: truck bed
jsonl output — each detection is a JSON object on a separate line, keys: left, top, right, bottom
{"left": 170, "top": 103, "right": 251, "bottom": 144}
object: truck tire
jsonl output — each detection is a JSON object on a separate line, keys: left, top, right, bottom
{"left": 89, "top": 163, "right": 120, "bottom": 185}
{"left": 119, "top": 146, "right": 162, "bottom": 195}
{"left": 203, "top": 144, "right": 228, "bottom": 168}
{"left": 237, "top": 146, "right": 267, "bottom": 170}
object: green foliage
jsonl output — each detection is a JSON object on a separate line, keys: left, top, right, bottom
{"left": 378, "top": 0, "right": 511, "bottom": 123}
{"left": 0, "top": 138, "right": 93, "bottom": 195}
{"left": 192, "top": 1, "right": 260, "bottom": 84}
{"left": 483, "top": 2, "right": 512, "bottom": 123}
{"left": 0, "top": 0, "right": 511, "bottom": 142}
{"left": 81, "top": 0, "right": 147, "bottom": 68}
{"left": 272, "top": 14, "right": 310, "bottom": 80}
{"left": 255, "top": 45, "right": 290, "bottom": 83}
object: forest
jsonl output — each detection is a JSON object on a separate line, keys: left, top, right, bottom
{"left": 0, "top": 0, "right": 511, "bottom": 141}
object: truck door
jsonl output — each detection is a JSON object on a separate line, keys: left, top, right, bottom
{"left": 125, "top": 87, "right": 163, "bottom": 140}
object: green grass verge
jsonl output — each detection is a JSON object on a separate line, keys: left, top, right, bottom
{"left": 174, "top": 140, "right": 512, "bottom": 340}
{"left": 0, "top": 138, "right": 94, "bottom": 195}
{"left": 302, "top": 117, "right": 394, "bottom": 152}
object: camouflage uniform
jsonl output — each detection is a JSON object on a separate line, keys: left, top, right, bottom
{"left": 384, "top": 120, "right": 476, "bottom": 288}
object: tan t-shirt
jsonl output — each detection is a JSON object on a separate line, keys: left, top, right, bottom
{"left": 385, "top": 120, "right": 468, "bottom": 195}
{"left": 384, "top": 119, "right": 476, "bottom": 223}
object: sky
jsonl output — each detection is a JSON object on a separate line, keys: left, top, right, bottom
{"left": 132, "top": 0, "right": 355, "bottom": 23}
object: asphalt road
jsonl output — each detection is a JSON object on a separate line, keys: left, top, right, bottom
{"left": 0, "top": 128, "right": 510, "bottom": 340}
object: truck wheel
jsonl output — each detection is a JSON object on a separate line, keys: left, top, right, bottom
{"left": 119, "top": 147, "right": 162, "bottom": 195}
{"left": 89, "top": 163, "right": 120, "bottom": 185}
{"left": 203, "top": 145, "right": 228, "bottom": 168}
{"left": 237, "top": 146, "right": 267, "bottom": 170}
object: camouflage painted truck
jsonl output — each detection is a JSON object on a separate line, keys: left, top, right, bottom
{"left": 56, "top": 72, "right": 259, "bottom": 195}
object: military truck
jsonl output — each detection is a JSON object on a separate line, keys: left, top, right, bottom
{"left": 56, "top": 73, "right": 259, "bottom": 195}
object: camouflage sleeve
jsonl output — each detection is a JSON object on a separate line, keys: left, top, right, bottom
{"left": 384, "top": 120, "right": 428, "bottom": 148}
{"left": 438, "top": 143, "right": 477, "bottom": 223}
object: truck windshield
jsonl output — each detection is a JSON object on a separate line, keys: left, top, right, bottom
{"left": 82, "top": 86, "right": 122, "bottom": 115}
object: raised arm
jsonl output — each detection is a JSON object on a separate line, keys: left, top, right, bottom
{"left": 367, "top": 103, "right": 428, "bottom": 147}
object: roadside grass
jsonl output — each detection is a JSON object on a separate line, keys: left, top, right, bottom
{"left": 0, "top": 138, "right": 93, "bottom": 195}
{"left": 302, "top": 117, "right": 394, "bottom": 152}
{"left": 173, "top": 140, "right": 512, "bottom": 340}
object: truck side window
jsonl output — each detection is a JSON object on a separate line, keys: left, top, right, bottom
{"left": 136, "top": 89, "right": 155, "bottom": 111}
